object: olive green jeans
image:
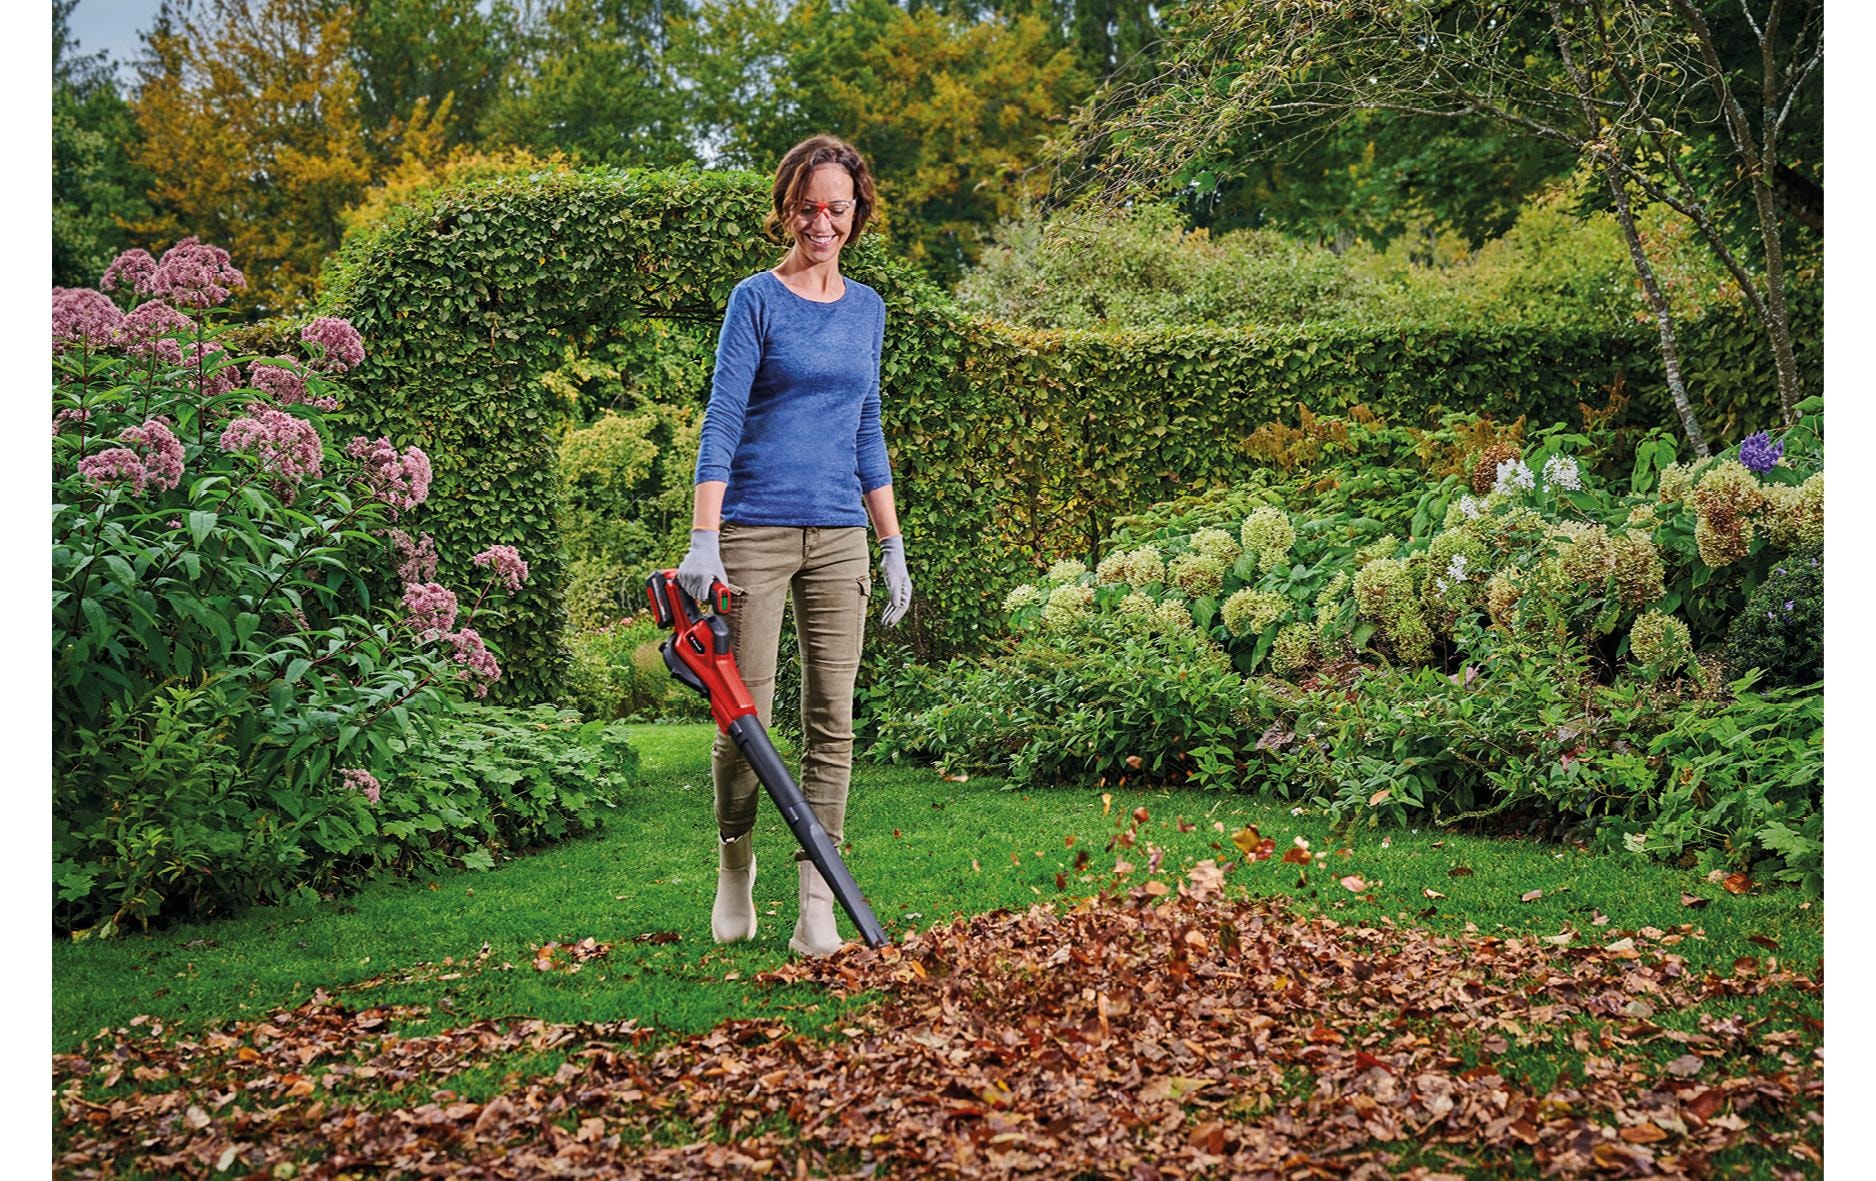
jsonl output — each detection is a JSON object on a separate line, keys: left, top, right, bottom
{"left": 712, "top": 523, "right": 871, "bottom": 853}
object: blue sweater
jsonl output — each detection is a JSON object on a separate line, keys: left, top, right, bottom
{"left": 694, "top": 270, "right": 892, "bottom": 528}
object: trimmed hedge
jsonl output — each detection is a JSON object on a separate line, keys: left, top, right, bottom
{"left": 312, "top": 167, "right": 1816, "bottom": 690}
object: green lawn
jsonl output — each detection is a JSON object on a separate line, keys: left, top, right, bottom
{"left": 54, "top": 720, "right": 1821, "bottom": 1057}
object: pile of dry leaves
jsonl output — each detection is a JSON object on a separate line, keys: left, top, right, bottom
{"left": 54, "top": 862, "right": 1820, "bottom": 1179}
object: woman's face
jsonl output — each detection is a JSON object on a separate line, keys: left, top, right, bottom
{"left": 793, "top": 162, "right": 857, "bottom": 264}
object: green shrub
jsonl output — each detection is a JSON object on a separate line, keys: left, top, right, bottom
{"left": 860, "top": 406, "right": 1825, "bottom": 886}
{"left": 364, "top": 703, "right": 636, "bottom": 875}
{"left": 870, "top": 614, "right": 1252, "bottom": 790}
{"left": 52, "top": 246, "right": 540, "bottom": 935}
{"left": 564, "top": 614, "right": 712, "bottom": 723}
{"left": 1726, "top": 550, "right": 1823, "bottom": 688}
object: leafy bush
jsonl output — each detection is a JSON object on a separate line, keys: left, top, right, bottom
{"left": 364, "top": 703, "right": 635, "bottom": 875}
{"left": 954, "top": 191, "right": 1739, "bottom": 332}
{"left": 564, "top": 613, "right": 711, "bottom": 723}
{"left": 52, "top": 243, "right": 545, "bottom": 935}
{"left": 871, "top": 614, "right": 1251, "bottom": 790}
{"left": 861, "top": 404, "right": 1824, "bottom": 886}
{"left": 1726, "top": 550, "right": 1823, "bottom": 688}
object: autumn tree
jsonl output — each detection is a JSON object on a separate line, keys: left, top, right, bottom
{"left": 695, "top": 0, "right": 1091, "bottom": 284}
{"left": 132, "top": 0, "right": 448, "bottom": 315}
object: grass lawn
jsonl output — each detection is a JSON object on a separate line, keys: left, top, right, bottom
{"left": 53, "top": 721, "right": 1823, "bottom": 1051}
{"left": 53, "top": 720, "right": 1823, "bottom": 1177}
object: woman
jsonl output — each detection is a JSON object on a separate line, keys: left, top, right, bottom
{"left": 675, "top": 135, "right": 913, "bottom": 957}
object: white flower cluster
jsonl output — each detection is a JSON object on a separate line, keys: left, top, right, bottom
{"left": 1542, "top": 454, "right": 1582, "bottom": 492}
{"left": 1046, "top": 558, "right": 1088, "bottom": 584}
{"left": 1492, "top": 458, "right": 1535, "bottom": 496}
{"left": 1001, "top": 583, "right": 1045, "bottom": 613}
{"left": 1433, "top": 552, "right": 1470, "bottom": 597}
{"left": 1457, "top": 494, "right": 1483, "bottom": 519}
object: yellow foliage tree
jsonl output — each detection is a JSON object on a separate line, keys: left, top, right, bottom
{"left": 799, "top": 0, "right": 1088, "bottom": 285}
{"left": 132, "top": 0, "right": 449, "bottom": 315}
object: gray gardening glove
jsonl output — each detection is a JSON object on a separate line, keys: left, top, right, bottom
{"left": 877, "top": 534, "right": 912, "bottom": 627}
{"left": 677, "top": 528, "right": 729, "bottom": 604}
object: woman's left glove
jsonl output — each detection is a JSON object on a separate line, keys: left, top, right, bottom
{"left": 877, "top": 534, "right": 912, "bottom": 627}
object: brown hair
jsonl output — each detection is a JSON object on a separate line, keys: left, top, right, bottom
{"left": 764, "top": 135, "right": 878, "bottom": 247}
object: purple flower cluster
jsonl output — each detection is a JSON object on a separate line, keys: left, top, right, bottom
{"left": 148, "top": 236, "right": 247, "bottom": 309}
{"left": 75, "top": 417, "right": 186, "bottom": 495}
{"left": 249, "top": 358, "right": 338, "bottom": 411}
{"left": 388, "top": 528, "right": 439, "bottom": 584}
{"left": 347, "top": 435, "right": 432, "bottom": 514}
{"left": 444, "top": 627, "right": 502, "bottom": 698}
{"left": 1739, "top": 430, "right": 1784, "bottom": 474}
{"left": 77, "top": 448, "right": 153, "bottom": 495}
{"left": 119, "top": 417, "right": 186, "bottom": 492}
{"left": 402, "top": 581, "right": 459, "bottom": 639}
{"left": 472, "top": 544, "right": 530, "bottom": 593}
{"left": 52, "top": 288, "right": 125, "bottom": 352}
{"left": 100, "top": 249, "right": 157, "bottom": 295}
{"left": 339, "top": 768, "right": 382, "bottom": 805}
{"left": 301, "top": 317, "right": 365, "bottom": 373}
{"left": 220, "top": 407, "right": 324, "bottom": 492}
{"left": 121, "top": 300, "right": 194, "bottom": 359}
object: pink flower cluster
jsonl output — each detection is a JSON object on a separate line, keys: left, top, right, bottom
{"left": 100, "top": 248, "right": 157, "bottom": 295}
{"left": 78, "top": 448, "right": 153, "bottom": 495}
{"left": 147, "top": 237, "right": 246, "bottom": 309}
{"left": 444, "top": 627, "right": 502, "bottom": 698}
{"left": 53, "top": 408, "right": 92, "bottom": 436}
{"left": 402, "top": 581, "right": 459, "bottom": 639}
{"left": 220, "top": 407, "right": 324, "bottom": 492}
{"left": 472, "top": 544, "right": 530, "bottom": 593}
{"left": 388, "top": 528, "right": 439, "bottom": 584}
{"left": 52, "top": 288, "right": 125, "bottom": 352}
{"left": 339, "top": 768, "right": 382, "bottom": 805}
{"left": 75, "top": 417, "right": 186, "bottom": 495}
{"left": 249, "top": 358, "right": 338, "bottom": 411}
{"left": 346, "top": 435, "right": 431, "bottom": 514}
{"left": 301, "top": 317, "right": 365, "bottom": 373}
{"left": 120, "top": 417, "right": 186, "bottom": 492}
{"left": 121, "top": 300, "right": 194, "bottom": 360}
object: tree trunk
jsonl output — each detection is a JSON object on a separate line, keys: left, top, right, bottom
{"left": 1550, "top": 1, "right": 1709, "bottom": 457}
{"left": 1607, "top": 171, "right": 1709, "bottom": 459}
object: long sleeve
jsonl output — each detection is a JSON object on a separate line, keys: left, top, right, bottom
{"left": 694, "top": 281, "right": 762, "bottom": 485}
{"left": 854, "top": 298, "right": 892, "bottom": 492}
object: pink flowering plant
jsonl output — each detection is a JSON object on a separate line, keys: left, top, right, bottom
{"left": 52, "top": 242, "right": 550, "bottom": 936}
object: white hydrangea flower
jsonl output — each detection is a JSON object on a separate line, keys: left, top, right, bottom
{"left": 1542, "top": 454, "right": 1582, "bottom": 492}
{"left": 1457, "top": 494, "right": 1483, "bottom": 519}
{"left": 1492, "top": 458, "right": 1535, "bottom": 496}
{"left": 1446, "top": 553, "right": 1469, "bottom": 584}
{"left": 1002, "top": 583, "right": 1045, "bottom": 613}
{"left": 1046, "top": 558, "right": 1088, "bottom": 584}
{"left": 1041, "top": 583, "right": 1094, "bottom": 630}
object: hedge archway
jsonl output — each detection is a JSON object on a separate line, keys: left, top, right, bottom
{"left": 322, "top": 167, "right": 947, "bottom": 699}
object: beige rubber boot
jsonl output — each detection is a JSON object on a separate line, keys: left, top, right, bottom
{"left": 711, "top": 832, "right": 757, "bottom": 943}
{"left": 789, "top": 859, "right": 843, "bottom": 957}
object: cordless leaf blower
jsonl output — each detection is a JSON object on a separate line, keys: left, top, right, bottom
{"left": 647, "top": 569, "right": 890, "bottom": 950}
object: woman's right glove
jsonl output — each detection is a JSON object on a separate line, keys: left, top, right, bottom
{"left": 677, "top": 528, "right": 730, "bottom": 604}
